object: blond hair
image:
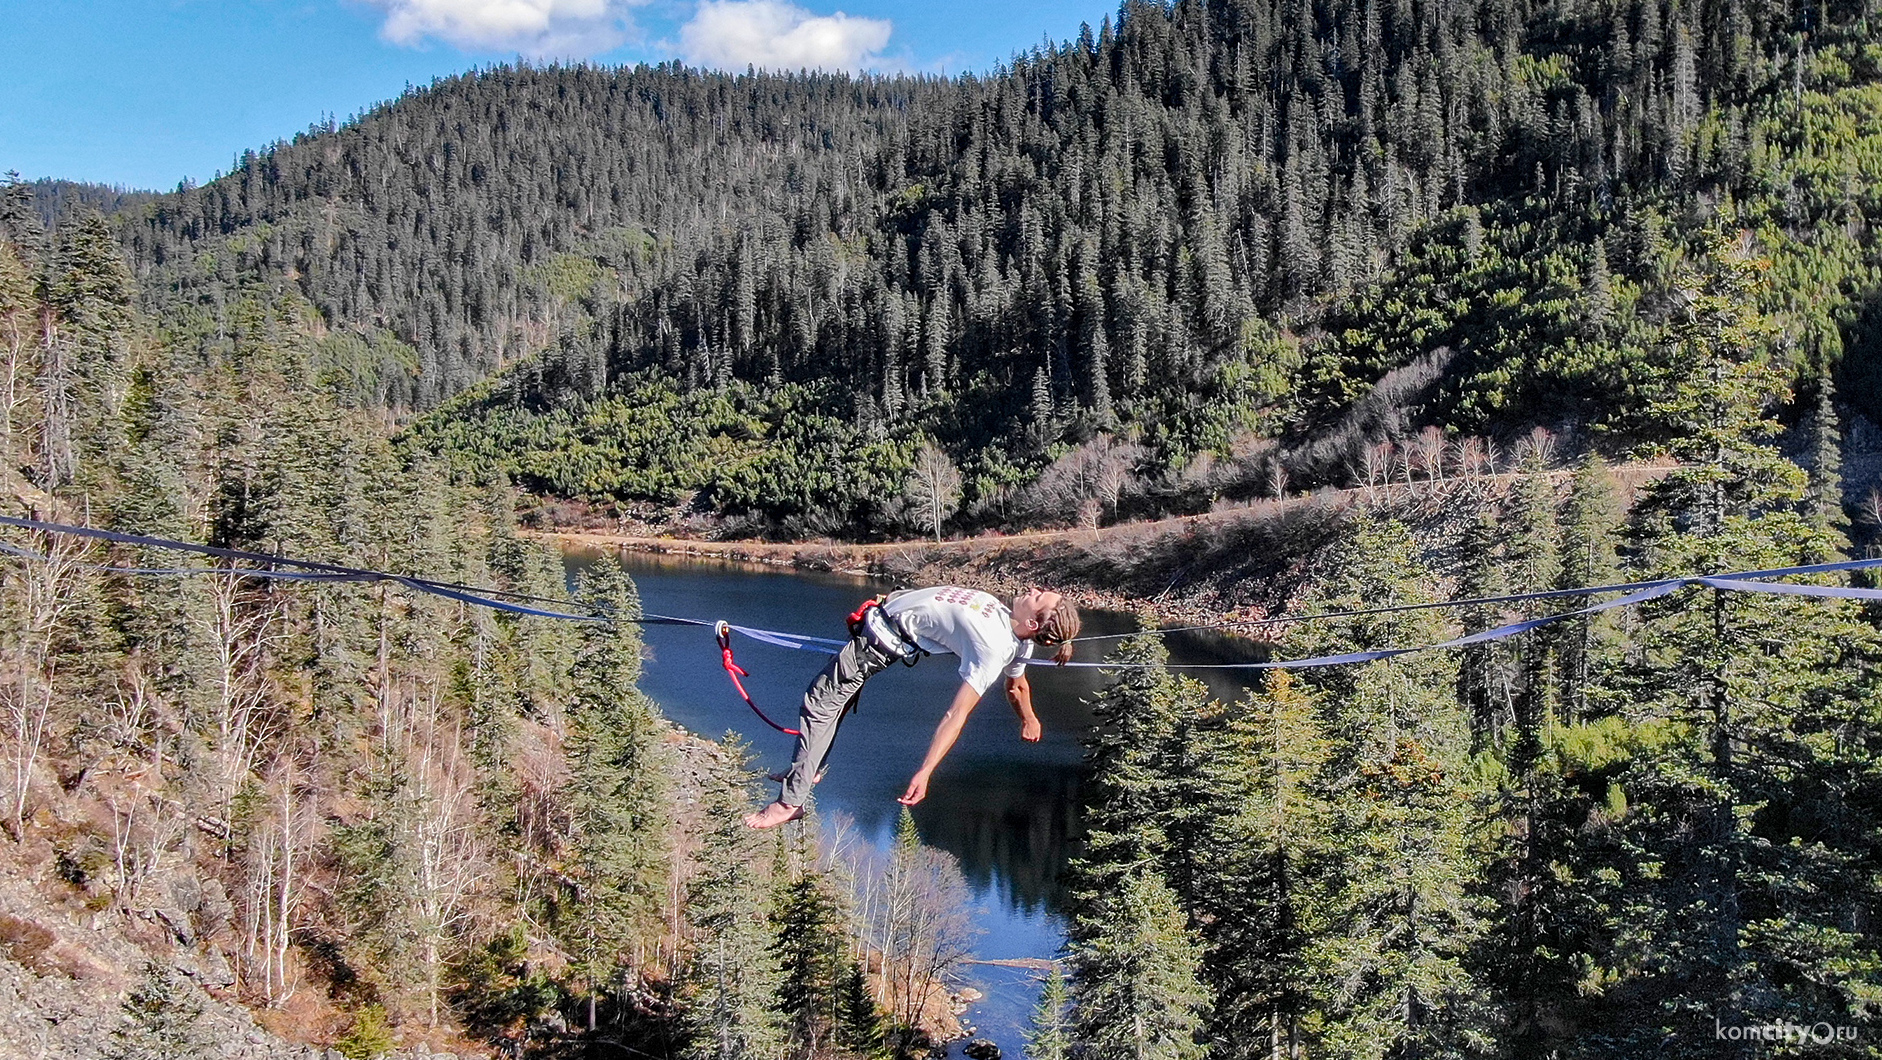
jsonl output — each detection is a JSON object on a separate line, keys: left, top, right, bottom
{"left": 1034, "top": 596, "right": 1081, "bottom": 664}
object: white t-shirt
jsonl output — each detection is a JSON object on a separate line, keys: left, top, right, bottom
{"left": 882, "top": 586, "right": 1034, "bottom": 695}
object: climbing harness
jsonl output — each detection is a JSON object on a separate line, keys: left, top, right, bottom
{"left": 847, "top": 595, "right": 927, "bottom": 666}
{"left": 716, "top": 620, "right": 800, "bottom": 735}
{"left": 711, "top": 598, "right": 925, "bottom": 737}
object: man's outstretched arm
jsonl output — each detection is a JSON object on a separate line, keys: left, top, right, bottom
{"left": 1006, "top": 673, "right": 1041, "bottom": 742}
{"left": 899, "top": 680, "right": 983, "bottom": 805}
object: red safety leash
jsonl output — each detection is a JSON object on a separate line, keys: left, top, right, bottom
{"left": 715, "top": 621, "right": 801, "bottom": 736}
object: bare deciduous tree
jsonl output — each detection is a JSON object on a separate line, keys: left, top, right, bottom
{"left": 905, "top": 442, "right": 963, "bottom": 542}
{"left": 241, "top": 760, "right": 312, "bottom": 1006}
{"left": 203, "top": 573, "right": 286, "bottom": 836}
{"left": 1454, "top": 436, "right": 1486, "bottom": 480}
{"left": 1032, "top": 434, "right": 1143, "bottom": 527}
{"left": 404, "top": 707, "right": 488, "bottom": 1027}
{"left": 1412, "top": 426, "right": 1447, "bottom": 486}
{"left": 1481, "top": 438, "right": 1503, "bottom": 477}
{"left": 1862, "top": 488, "right": 1882, "bottom": 556}
{"left": 1512, "top": 426, "right": 1558, "bottom": 468}
{"left": 1393, "top": 445, "right": 1415, "bottom": 493}
{"left": 838, "top": 815, "right": 978, "bottom": 1035}
{"left": 103, "top": 772, "right": 184, "bottom": 908}
{"left": 1361, "top": 441, "right": 1394, "bottom": 501}
{"left": 2, "top": 529, "right": 85, "bottom": 840}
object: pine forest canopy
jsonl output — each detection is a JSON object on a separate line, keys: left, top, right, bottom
{"left": 51, "top": 0, "right": 1882, "bottom": 538}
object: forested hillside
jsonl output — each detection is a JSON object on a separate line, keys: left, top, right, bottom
{"left": 86, "top": 0, "right": 1882, "bottom": 537}
{"left": 1045, "top": 244, "right": 1882, "bottom": 1055}
{"left": 111, "top": 68, "right": 950, "bottom": 408}
{"left": 0, "top": 188, "right": 970, "bottom": 1059}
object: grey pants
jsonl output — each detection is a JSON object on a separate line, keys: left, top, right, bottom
{"left": 779, "top": 634, "right": 896, "bottom": 806}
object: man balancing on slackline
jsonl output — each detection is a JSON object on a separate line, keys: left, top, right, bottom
{"left": 745, "top": 586, "right": 1081, "bottom": 829}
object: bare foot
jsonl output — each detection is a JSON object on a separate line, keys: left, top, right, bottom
{"left": 744, "top": 800, "right": 805, "bottom": 829}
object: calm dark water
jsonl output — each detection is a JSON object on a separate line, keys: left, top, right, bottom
{"left": 565, "top": 549, "right": 1267, "bottom": 1055}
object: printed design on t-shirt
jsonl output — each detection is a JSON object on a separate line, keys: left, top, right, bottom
{"left": 933, "top": 586, "right": 1005, "bottom": 622}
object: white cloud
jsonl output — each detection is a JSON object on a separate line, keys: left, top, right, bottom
{"left": 374, "top": 0, "right": 635, "bottom": 58}
{"left": 678, "top": 0, "right": 892, "bottom": 72}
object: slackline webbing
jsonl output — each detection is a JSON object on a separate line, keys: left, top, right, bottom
{"left": 0, "top": 514, "right": 657, "bottom": 624}
{"left": 1073, "top": 555, "right": 1882, "bottom": 643}
{"left": 2, "top": 513, "right": 1879, "bottom": 672}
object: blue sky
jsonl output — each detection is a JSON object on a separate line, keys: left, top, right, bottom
{"left": 2, "top": 0, "right": 1120, "bottom": 191}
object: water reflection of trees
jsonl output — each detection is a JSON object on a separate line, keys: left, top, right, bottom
{"left": 909, "top": 763, "right": 1087, "bottom": 917}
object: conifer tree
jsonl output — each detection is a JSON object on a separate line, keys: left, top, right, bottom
{"left": 772, "top": 826, "right": 849, "bottom": 1055}
{"left": 563, "top": 556, "right": 674, "bottom": 1031}
{"left": 1503, "top": 449, "right": 1561, "bottom": 774}
{"left": 41, "top": 210, "right": 135, "bottom": 491}
{"left": 679, "top": 736, "right": 789, "bottom": 1060}
{"left": 1593, "top": 231, "right": 1882, "bottom": 1051}
{"left": 1583, "top": 236, "right": 1615, "bottom": 338}
{"left": 1075, "top": 635, "right": 1184, "bottom": 899}
{"left": 103, "top": 964, "right": 213, "bottom": 1060}
{"left": 1193, "top": 671, "right": 1325, "bottom": 1059}
{"left": 1455, "top": 512, "right": 1513, "bottom": 754}
{"left": 1152, "top": 669, "right": 1229, "bottom": 914}
{"left": 1024, "top": 963, "right": 1073, "bottom": 1060}
{"left": 1806, "top": 367, "right": 1844, "bottom": 529}
{"left": 1068, "top": 868, "right": 1210, "bottom": 1060}
{"left": 0, "top": 240, "right": 37, "bottom": 473}
{"left": 1291, "top": 518, "right": 1491, "bottom": 1059}
{"left": 832, "top": 957, "right": 888, "bottom": 1057}
{"left": 0, "top": 175, "right": 45, "bottom": 256}
{"left": 1554, "top": 453, "right": 1624, "bottom": 724}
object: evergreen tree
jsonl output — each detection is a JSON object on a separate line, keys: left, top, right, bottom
{"left": 1192, "top": 671, "right": 1325, "bottom": 1060}
{"left": 0, "top": 174, "right": 47, "bottom": 256}
{"left": 41, "top": 210, "right": 135, "bottom": 491}
{"left": 679, "top": 736, "right": 789, "bottom": 1060}
{"left": 772, "top": 826, "right": 849, "bottom": 1056}
{"left": 562, "top": 556, "right": 674, "bottom": 1031}
{"left": 450, "top": 926, "right": 560, "bottom": 1043}
{"left": 1588, "top": 231, "right": 1882, "bottom": 1053}
{"left": 832, "top": 957, "right": 888, "bottom": 1057}
{"left": 1503, "top": 449, "right": 1562, "bottom": 774}
{"left": 0, "top": 239, "right": 38, "bottom": 474}
{"left": 1291, "top": 518, "right": 1492, "bottom": 1059}
{"left": 1806, "top": 366, "right": 1844, "bottom": 529}
{"left": 1455, "top": 512, "right": 1513, "bottom": 754}
{"left": 103, "top": 964, "right": 214, "bottom": 1060}
{"left": 1068, "top": 868, "right": 1210, "bottom": 1060}
{"left": 1074, "top": 634, "right": 1186, "bottom": 902}
{"left": 1553, "top": 453, "right": 1625, "bottom": 724}
{"left": 1025, "top": 963, "right": 1073, "bottom": 1060}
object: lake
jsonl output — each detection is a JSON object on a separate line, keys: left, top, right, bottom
{"left": 565, "top": 548, "right": 1269, "bottom": 1056}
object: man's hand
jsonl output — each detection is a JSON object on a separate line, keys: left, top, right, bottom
{"left": 901, "top": 681, "right": 981, "bottom": 807}
{"left": 898, "top": 771, "right": 931, "bottom": 806}
{"left": 1006, "top": 673, "right": 1042, "bottom": 743}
